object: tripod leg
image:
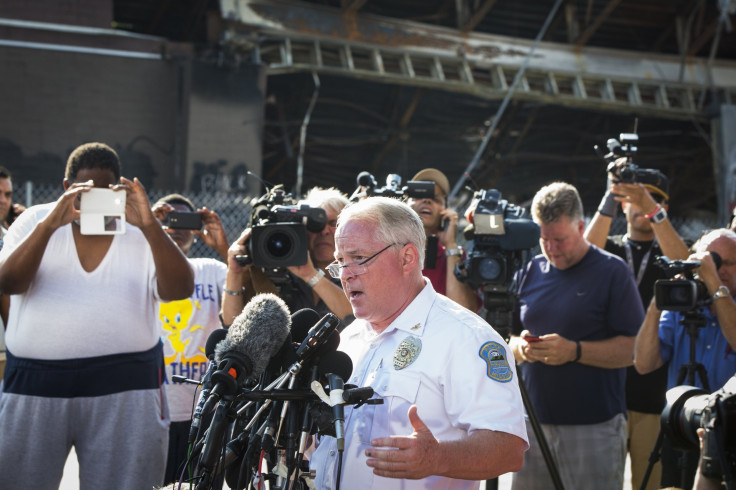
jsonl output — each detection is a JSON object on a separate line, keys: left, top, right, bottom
{"left": 639, "top": 430, "right": 664, "bottom": 490}
{"left": 517, "top": 373, "right": 565, "bottom": 490}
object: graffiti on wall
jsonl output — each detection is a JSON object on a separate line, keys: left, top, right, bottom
{"left": 190, "top": 160, "right": 251, "bottom": 194}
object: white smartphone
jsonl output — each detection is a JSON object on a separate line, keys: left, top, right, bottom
{"left": 79, "top": 188, "right": 126, "bottom": 235}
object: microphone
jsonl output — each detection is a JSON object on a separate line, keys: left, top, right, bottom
{"left": 189, "top": 328, "right": 229, "bottom": 444}
{"left": 321, "top": 351, "right": 353, "bottom": 452}
{"left": 317, "top": 350, "right": 353, "bottom": 384}
{"left": 204, "top": 294, "right": 291, "bottom": 413}
{"left": 327, "top": 373, "right": 346, "bottom": 451}
{"left": 357, "top": 171, "right": 377, "bottom": 188}
{"left": 291, "top": 308, "right": 320, "bottom": 343}
{"left": 295, "top": 313, "right": 340, "bottom": 361}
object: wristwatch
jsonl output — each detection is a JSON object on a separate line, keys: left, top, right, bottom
{"left": 307, "top": 269, "right": 325, "bottom": 287}
{"left": 712, "top": 285, "right": 731, "bottom": 301}
{"left": 445, "top": 247, "right": 463, "bottom": 257}
{"left": 647, "top": 206, "right": 668, "bottom": 224}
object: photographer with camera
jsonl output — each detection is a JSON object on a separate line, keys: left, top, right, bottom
{"left": 0, "top": 142, "right": 194, "bottom": 489}
{"left": 221, "top": 187, "right": 353, "bottom": 327}
{"left": 634, "top": 228, "right": 736, "bottom": 489}
{"left": 585, "top": 160, "right": 689, "bottom": 490}
{"left": 509, "top": 182, "right": 643, "bottom": 490}
{"left": 406, "top": 168, "right": 480, "bottom": 312}
{"left": 151, "top": 193, "right": 229, "bottom": 484}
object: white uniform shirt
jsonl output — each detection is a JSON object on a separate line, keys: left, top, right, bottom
{"left": 310, "top": 279, "right": 528, "bottom": 490}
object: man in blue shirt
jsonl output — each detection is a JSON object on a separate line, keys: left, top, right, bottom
{"left": 510, "top": 182, "right": 644, "bottom": 490}
{"left": 635, "top": 228, "right": 736, "bottom": 489}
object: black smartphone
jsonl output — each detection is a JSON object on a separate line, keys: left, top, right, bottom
{"left": 439, "top": 217, "right": 449, "bottom": 231}
{"left": 165, "top": 211, "right": 202, "bottom": 230}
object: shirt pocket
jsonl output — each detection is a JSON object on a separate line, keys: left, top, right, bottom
{"left": 352, "top": 369, "right": 421, "bottom": 445}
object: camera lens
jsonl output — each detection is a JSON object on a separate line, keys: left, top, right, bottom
{"left": 266, "top": 231, "right": 293, "bottom": 258}
{"left": 478, "top": 257, "right": 503, "bottom": 281}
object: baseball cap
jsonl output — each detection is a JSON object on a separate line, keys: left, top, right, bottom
{"left": 411, "top": 168, "right": 450, "bottom": 198}
{"left": 637, "top": 170, "right": 669, "bottom": 202}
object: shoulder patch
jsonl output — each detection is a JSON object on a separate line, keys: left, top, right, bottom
{"left": 479, "top": 341, "right": 513, "bottom": 383}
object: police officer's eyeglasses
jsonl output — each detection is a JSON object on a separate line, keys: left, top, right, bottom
{"left": 326, "top": 243, "right": 402, "bottom": 278}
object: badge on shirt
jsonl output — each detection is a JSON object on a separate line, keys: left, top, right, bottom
{"left": 479, "top": 341, "right": 513, "bottom": 382}
{"left": 394, "top": 336, "right": 421, "bottom": 370}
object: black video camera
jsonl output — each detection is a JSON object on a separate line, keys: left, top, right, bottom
{"left": 350, "top": 172, "right": 435, "bottom": 202}
{"left": 596, "top": 132, "right": 663, "bottom": 185}
{"left": 662, "top": 376, "right": 736, "bottom": 480}
{"left": 654, "top": 256, "right": 712, "bottom": 312}
{"left": 242, "top": 186, "right": 327, "bottom": 268}
{"left": 457, "top": 189, "right": 539, "bottom": 291}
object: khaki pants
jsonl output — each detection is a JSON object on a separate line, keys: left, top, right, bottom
{"left": 627, "top": 409, "right": 662, "bottom": 490}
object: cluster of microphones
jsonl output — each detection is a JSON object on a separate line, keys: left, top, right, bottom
{"left": 171, "top": 293, "right": 380, "bottom": 490}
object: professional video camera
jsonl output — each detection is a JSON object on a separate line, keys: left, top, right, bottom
{"left": 595, "top": 131, "right": 664, "bottom": 185}
{"left": 457, "top": 189, "right": 539, "bottom": 292}
{"left": 349, "top": 172, "right": 435, "bottom": 202}
{"left": 661, "top": 376, "right": 736, "bottom": 481}
{"left": 654, "top": 255, "right": 713, "bottom": 312}
{"left": 243, "top": 185, "right": 327, "bottom": 268}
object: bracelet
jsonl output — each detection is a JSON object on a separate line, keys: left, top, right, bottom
{"left": 644, "top": 205, "right": 662, "bottom": 220}
{"left": 307, "top": 269, "right": 325, "bottom": 287}
{"left": 573, "top": 341, "right": 582, "bottom": 362}
{"left": 223, "top": 284, "right": 246, "bottom": 296}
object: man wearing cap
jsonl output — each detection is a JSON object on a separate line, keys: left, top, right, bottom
{"left": 585, "top": 161, "right": 689, "bottom": 490}
{"left": 407, "top": 168, "right": 479, "bottom": 311}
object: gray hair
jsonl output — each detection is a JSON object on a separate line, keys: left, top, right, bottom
{"left": 337, "top": 196, "right": 426, "bottom": 266}
{"left": 694, "top": 228, "right": 736, "bottom": 253}
{"left": 531, "top": 182, "right": 584, "bottom": 224}
{"left": 300, "top": 187, "right": 349, "bottom": 216}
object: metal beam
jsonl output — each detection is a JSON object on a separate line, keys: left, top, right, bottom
{"left": 218, "top": 0, "right": 736, "bottom": 118}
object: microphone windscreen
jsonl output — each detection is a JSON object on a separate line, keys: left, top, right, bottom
{"left": 291, "top": 308, "right": 320, "bottom": 343}
{"left": 710, "top": 251, "right": 722, "bottom": 270}
{"left": 314, "top": 329, "right": 340, "bottom": 358}
{"left": 214, "top": 294, "right": 291, "bottom": 380}
{"left": 317, "top": 350, "right": 353, "bottom": 382}
{"left": 205, "top": 328, "right": 229, "bottom": 359}
{"left": 357, "top": 171, "right": 377, "bottom": 188}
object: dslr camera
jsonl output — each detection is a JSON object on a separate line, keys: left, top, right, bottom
{"left": 654, "top": 256, "right": 712, "bottom": 312}
{"left": 350, "top": 172, "right": 435, "bottom": 202}
{"left": 662, "top": 376, "right": 736, "bottom": 480}
{"left": 458, "top": 189, "right": 539, "bottom": 291}
{"left": 243, "top": 186, "right": 327, "bottom": 268}
{"left": 596, "top": 132, "right": 664, "bottom": 185}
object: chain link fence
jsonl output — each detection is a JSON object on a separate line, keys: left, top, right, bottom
{"left": 13, "top": 183, "right": 256, "bottom": 260}
{"left": 13, "top": 182, "right": 723, "bottom": 261}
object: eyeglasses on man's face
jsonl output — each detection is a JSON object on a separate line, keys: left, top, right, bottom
{"left": 326, "top": 243, "right": 403, "bottom": 278}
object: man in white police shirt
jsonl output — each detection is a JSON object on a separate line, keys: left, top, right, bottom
{"left": 309, "top": 196, "right": 528, "bottom": 489}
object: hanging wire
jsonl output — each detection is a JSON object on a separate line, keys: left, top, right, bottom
{"left": 296, "top": 72, "right": 321, "bottom": 199}
{"left": 448, "top": 0, "right": 565, "bottom": 202}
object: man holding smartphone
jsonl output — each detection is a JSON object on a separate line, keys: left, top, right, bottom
{"left": 151, "top": 193, "right": 229, "bottom": 484}
{"left": 0, "top": 142, "right": 194, "bottom": 490}
{"left": 406, "top": 168, "right": 479, "bottom": 312}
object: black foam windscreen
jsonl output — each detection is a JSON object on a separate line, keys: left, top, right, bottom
{"left": 205, "top": 328, "right": 229, "bottom": 360}
{"left": 317, "top": 350, "right": 353, "bottom": 383}
{"left": 291, "top": 308, "right": 320, "bottom": 344}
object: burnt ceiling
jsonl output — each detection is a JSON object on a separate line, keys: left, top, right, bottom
{"left": 113, "top": 0, "right": 736, "bottom": 216}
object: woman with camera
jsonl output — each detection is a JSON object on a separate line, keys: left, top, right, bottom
{"left": 221, "top": 187, "right": 353, "bottom": 328}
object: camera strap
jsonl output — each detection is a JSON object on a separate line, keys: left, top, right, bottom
{"left": 623, "top": 235, "right": 657, "bottom": 286}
